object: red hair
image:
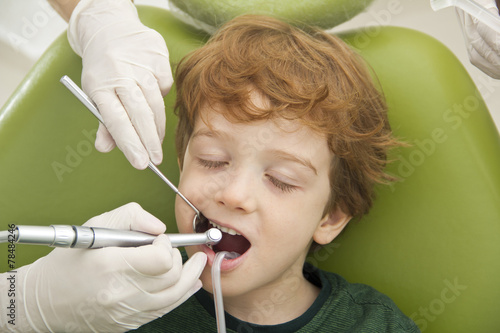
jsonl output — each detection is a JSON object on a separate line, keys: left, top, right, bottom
{"left": 174, "top": 15, "right": 397, "bottom": 218}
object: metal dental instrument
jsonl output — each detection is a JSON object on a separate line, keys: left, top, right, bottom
{"left": 7, "top": 225, "right": 222, "bottom": 249}
{"left": 0, "top": 76, "right": 218, "bottom": 250}
{"left": 60, "top": 75, "right": 205, "bottom": 231}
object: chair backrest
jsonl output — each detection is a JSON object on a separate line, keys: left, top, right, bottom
{"left": 0, "top": 6, "right": 498, "bottom": 333}
{"left": 311, "top": 27, "right": 500, "bottom": 332}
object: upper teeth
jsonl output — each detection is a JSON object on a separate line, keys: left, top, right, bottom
{"left": 210, "top": 221, "right": 241, "bottom": 236}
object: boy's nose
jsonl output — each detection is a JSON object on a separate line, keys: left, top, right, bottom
{"left": 214, "top": 168, "right": 257, "bottom": 213}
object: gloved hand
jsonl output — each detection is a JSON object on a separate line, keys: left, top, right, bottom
{"left": 456, "top": 0, "right": 500, "bottom": 78}
{"left": 1, "top": 203, "right": 207, "bottom": 332}
{"left": 68, "top": 0, "right": 173, "bottom": 169}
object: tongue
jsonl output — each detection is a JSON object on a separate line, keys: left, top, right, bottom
{"left": 213, "top": 233, "right": 250, "bottom": 255}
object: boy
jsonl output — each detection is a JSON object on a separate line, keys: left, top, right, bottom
{"left": 136, "top": 14, "right": 419, "bottom": 332}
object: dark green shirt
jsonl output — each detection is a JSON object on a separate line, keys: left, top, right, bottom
{"left": 132, "top": 262, "right": 419, "bottom": 332}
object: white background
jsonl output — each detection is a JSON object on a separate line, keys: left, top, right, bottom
{"left": 0, "top": 0, "right": 499, "bottom": 131}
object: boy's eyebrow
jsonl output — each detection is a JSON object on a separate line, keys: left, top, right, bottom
{"left": 191, "top": 128, "right": 230, "bottom": 141}
{"left": 269, "top": 149, "right": 318, "bottom": 175}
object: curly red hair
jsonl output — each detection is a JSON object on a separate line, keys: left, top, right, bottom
{"left": 174, "top": 15, "right": 397, "bottom": 218}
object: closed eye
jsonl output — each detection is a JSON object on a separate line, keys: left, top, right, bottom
{"left": 266, "top": 175, "right": 297, "bottom": 193}
{"left": 197, "top": 158, "right": 228, "bottom": 169}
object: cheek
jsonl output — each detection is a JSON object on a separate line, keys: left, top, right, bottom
{"left": 175, "top": 169, "right": 202, "bottom": 233}
{"left": 263, "top": 192, "right": 328, "bottom": 249}
{"left": 179, "top": 161, "right": 214, "bottom": 202}
{"left": 178, "top": 164, "right": 206, "bottom": 204}
{"left": 174, "top": 197, "right": 192, "bottom": 234}
{"left": 303, "top": 179, "right": 331, "bottom": 219}
{"left": 263, "top": 209, "right": 314, "bottom": 248}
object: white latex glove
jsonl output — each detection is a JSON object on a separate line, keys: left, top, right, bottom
{"left": 456, "top": 0, "right": 500, "bottom": 78}
{"left": 68, "top": 0, "right": 173, "bottom": 169}
{"left": 0, "top": 202, "right": 207, "bottom": 332}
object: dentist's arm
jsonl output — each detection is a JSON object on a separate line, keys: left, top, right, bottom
{"left": 0, "top": 203, "right": 206, "bottom": 332}
{"left": 47, "top": 0, "right": 80, "bottom": 22}
{"left": 48, "top": 0, "right": 172, "bottom": 169}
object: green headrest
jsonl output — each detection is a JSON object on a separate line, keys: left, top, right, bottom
{"left": 169, "top": 0, "right": 374, "bottom": 31}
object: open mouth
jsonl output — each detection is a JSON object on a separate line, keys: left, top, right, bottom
{"left": 195, "top": 217, "right": 251, "bottom": 256}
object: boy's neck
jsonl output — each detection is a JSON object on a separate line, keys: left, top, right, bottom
{"left": 222, "top": 268, "right": 320, "bottom": 325}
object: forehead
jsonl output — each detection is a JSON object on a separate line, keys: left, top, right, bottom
{"left": 196, "top": 89, "right": 304, "bottom": 137}
{"left": 194, "top": 103, "right": 318, "bottom": 141}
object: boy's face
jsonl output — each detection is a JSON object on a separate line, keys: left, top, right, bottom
{"left": 175, "top": 95, "right": 349, "bottom": 304}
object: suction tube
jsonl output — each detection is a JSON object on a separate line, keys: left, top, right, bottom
{"left": 212, "top": 251, "right": 239, "bottom": 333}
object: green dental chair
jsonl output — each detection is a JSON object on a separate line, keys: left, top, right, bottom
{"left": 1, "top": 5, "right": 499, "bottom": 333}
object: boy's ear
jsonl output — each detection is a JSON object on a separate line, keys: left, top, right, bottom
{"left": 313, "top": 208, "right": 351, "bottom": 245}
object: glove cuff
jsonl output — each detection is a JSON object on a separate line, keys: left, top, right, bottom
{"left": 67, "top": 0, "right": 139, "bottom": 56}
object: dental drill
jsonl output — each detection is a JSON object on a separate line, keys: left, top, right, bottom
{"left": 0, "top": 225, "right": 221, "bottom": 249}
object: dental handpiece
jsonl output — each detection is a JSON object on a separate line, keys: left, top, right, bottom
{"left": 9, "top": 225, "right": 222, "bottom": 249}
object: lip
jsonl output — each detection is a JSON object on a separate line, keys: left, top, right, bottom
{"left": 200, "top": 243, "right": 250, "bottom": 271}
